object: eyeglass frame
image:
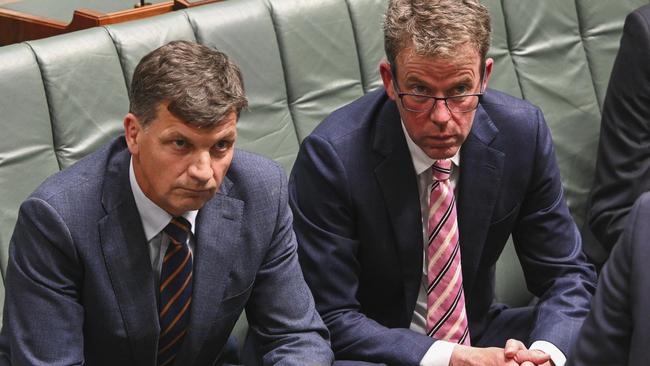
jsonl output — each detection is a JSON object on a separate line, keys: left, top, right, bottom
{"left": 390, "top": 63, "right": 488, "bottom": 114}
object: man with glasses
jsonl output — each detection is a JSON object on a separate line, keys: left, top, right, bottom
{"left": 288, "top": 0, "right": 596, "bottom": 365}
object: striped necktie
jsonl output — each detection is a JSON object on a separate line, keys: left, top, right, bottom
{"left": 425, "top": 159, "right": 470, "bottom": 345}
{"left": 157, "top": 216, "right": 193, "bottom": 366}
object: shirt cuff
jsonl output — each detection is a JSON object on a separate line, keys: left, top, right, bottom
{"left": 530, "top": 340, "right": 566, "bottom": 366}
{"left": 420, "top": 340, "right": 456, "bottom": 366}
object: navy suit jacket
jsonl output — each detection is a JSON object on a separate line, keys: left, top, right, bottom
{"left": 569, "top": 192, "right": 650, "bottom": 366}
{"left": 289, "top": 88, "right": 596, "bottom": 365}
{"left": 588, "top": 4, "right": 650, "bottom": 252}
{"left": 0, "top": 137, "right": 333, "bottom": 366}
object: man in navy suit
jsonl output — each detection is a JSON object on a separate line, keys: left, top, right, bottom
{"left": 587, "top": 4, "right": 650, "bottom": 253}
{"left": 0, "top": 41, "right": 333, "bottom": 365}
{"left": 568, "top": 192, "right": 650, "bottom": 366}
{"left": 288, "top": 0, "right": 596, "bottom": 365}
{"left": 568, "top": 6, "right": 650, "bottom": 366}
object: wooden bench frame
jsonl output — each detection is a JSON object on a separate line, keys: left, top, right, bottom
{"left": 0, "top": 0, "right": 219, "bottom": 46}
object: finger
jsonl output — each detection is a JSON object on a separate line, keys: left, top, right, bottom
{"left": 504, "top": 339, "right": 526, "bottom": 357}
{"left": 514, "top": 349, "right": 551, "bottom": 364}
{"left": 520, "top": 362, "right": 536, "bottom": 366}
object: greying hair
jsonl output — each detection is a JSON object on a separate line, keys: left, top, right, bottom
{"left": 384, "top": 0, "right": 491, "bottom": 67}
{"left": 129, "top": 40, "right": 248, "bottom": 128}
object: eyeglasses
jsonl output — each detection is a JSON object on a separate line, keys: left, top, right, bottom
{"left": 391, "top": 66, "right": 486, "bottom": 114}
{"left": 395, "top": 90, "right": 483, "bottom": 114}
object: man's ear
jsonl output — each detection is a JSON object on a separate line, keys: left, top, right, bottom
{"left": 379, "top": 62, "right": 397, "bottom": 101}
{"left": 482, "top": 57, "right": 494, "bottom": 91}
{"left": 123, "top": 113, "right": 142, "bottom": 155}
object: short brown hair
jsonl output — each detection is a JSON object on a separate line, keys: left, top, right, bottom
{"left": 129, "top": 40, "right": 248, "bottom": 128}
{"left": 384, "top": 0, "right": 491, "bottom": 66}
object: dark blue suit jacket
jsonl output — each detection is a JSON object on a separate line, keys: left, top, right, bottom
{"left": 569, "top": 192, "right": 650, "bottom": 366}
{"left": 588, "top": 4, "right": 650, "bottom": 252}
{"left": 289, "top": 88, "right": 596, "bottom": 365}
{"left": 0, "top": 137, "right": 333, "bottom": 366}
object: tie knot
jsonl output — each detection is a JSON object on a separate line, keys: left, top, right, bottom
{"left": 163, "top": 216, "right": 192, "bottom": 246}
{"left": 432, "top": 159, "right": 452, "bottom": 181}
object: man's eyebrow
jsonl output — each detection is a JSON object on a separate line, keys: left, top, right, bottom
{"left": 403, "top": 74, "right": 427, "bottom": 83}
{"left": 451, "top": 76, "right": 475, "bottom": 85}
{"left": 216, "top": 129, "right": 237, "bottom": 140}
{"left": 161, "top": 131, "right": 188, "bottom": 140}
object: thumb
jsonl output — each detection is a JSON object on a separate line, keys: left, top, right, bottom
{"left": 504, "top": 339, "right": 525, "bottom": 358}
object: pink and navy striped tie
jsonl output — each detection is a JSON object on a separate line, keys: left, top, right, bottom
{"left": 157, "top": 216, "right": 193, "bottom": 366}
{"left": 426, "top": 159, "right": 470, "bottom": 345}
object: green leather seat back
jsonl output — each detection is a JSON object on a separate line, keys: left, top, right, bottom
{"left": 0, "top": 44, "right": 60, "bottom": 275}
{"left": 107, "top": 11, "right": 197, "bottom": 85}
{"left": 346, "top": 0, "right": 388, "bottom": 92}
{"left": 483, "top": 0, "right": 523, "bottom": 99}
{"left": 187, "top": 0, "right": 301, "bottom": 172}
{"left": 486, "top": 0, "right": 601, "bottom": 305}
{"left": 483, "top": 0, "right": 648, "bottom": 305}
{"left": 29, "top": 28, "right": 128, "bottom": 169}
{"left": 577, "top": 0, "right": 650, "bottom": 108}
{"left": 267, "top": 0, "right": 365, "bottom": 140}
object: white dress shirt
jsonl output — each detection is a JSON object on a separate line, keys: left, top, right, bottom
{"left": 129, "top": 158, "right": 198, "bottom": 292}
{"left": 400, "top": 123, "right": 565, "bottom": 366}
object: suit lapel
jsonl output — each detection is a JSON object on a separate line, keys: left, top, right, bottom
{"left": 98, "top": 146, "right": 159, "bottom": 365}
{"left": 175, "top": 177, "right": 244, "bottom": 366}
{"left": 372, "top": 95, "right": 506, "bottom": 320}
{"left": 457, "top": 105, "right": 505, "bottom": 294}
{"left": 373, "top": 98, "right": 424, "bottom": 317}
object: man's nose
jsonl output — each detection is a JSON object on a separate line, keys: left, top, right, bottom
{"left": 187, "top": 151, "right": 213, "bottom": 183}
{"left": 429, "top": 99, "right": 452, "bottom": 125}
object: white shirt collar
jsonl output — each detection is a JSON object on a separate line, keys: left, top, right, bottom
{"left": 400, "top": 120, "right": 460, "bottom": 176}
{"left": 129, "top": 158, "right": 197, "bottom": 241}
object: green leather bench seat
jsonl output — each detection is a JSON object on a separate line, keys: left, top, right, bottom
{"left": 0, "top": 0, "right": 649, "bottom": 327}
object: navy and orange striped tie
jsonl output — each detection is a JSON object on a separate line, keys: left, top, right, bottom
{"left": 157, "top": 216, "right": 193, "bottom": 366}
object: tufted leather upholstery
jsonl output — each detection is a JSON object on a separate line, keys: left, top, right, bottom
{"left": 0, "top": 0, "right": 648, "bottom": 333}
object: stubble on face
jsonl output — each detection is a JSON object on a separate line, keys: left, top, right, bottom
{"left": 125, "top": 105, "right": 237, "bottom": 216}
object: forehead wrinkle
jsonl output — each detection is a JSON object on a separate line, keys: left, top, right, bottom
{"left": 399, "top": 50, "right": 478, "bottom": 68}
{"left": 157, "top": 117, "right": 236, "bottom": 144}
{"left": 402, "top": 66, "right": 477, "bottom": 89}
{"left": 398, "top": 43, "right": 480, "bottom": 70}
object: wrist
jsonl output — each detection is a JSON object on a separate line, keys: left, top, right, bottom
{"left": 449, "top": 344, "right": 471, "bottom": 366}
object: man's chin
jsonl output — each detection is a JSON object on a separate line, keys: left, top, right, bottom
{"left": 168, "top": 195, "right": 215, "bottom": 215}
{"left": 424, "top": 146, "right": 459, "bottom": 160}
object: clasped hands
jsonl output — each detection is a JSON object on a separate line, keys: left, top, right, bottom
{"left": 449, "top": 339, "right": 553, "bottom": 366}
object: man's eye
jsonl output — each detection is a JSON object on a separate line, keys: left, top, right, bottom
{"left": 411, "top": 85, "right": 429, "bottom": 95}
{"left": 451, "top": 85, "right": 469, "bottom": 96}
{"left": 214, "top": 140, "right": 232, "bottom": 151}
{"left": 173, "top": 139, "right": 187, "bottom": 148}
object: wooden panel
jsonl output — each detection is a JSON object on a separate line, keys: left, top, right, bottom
{"left": 0, "top": 8, "right": 67, "bottom": 45}
{"left": 0, "top": 0, "right": 221, "bottom": 45}
{"left": 68, "top": 2, "right": 174, "bottom": 30}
